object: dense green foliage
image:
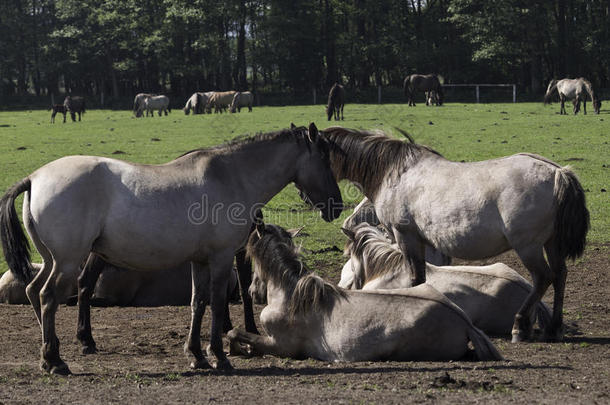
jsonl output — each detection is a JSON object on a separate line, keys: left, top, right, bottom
{"left": 0, "top": 104, "right": 607, "bottom": 277}
{"left": 1, "top": 1, "right": 608, "bottom": 105}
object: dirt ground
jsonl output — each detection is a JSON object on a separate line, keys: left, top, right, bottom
{"left": 0, "top": 245, "right": 608, "bottom": 404}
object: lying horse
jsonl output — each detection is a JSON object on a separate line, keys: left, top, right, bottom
{"left": 403, "top": 74, "right": 444, "bottom": 106}
{"left": 341, "top": 223, "right": 552, "bottom": 336}
{"left": 228, "top": 222, "right": 502, "bottom": 362}
{"left": 326, "top": 83, "right": 345, "bottom": 121}
{"left": 322, "top": 127, "right": 589, "bottom": 343}
{"left": 230, "top": 91, "right": 254, "bottom": 113}
{"left": 133, "top": 93, "right": 154, "bottom": 117}
{"left": 0, "top": 123, "right": 342, "bottom": 374}
{"left": 0, "top": 261, "right": 239, "bottom": 307}
{"left": 207, "top": 91, "right": 236, "bottom": 113}
{"left": 342, "top": 197, "right": 451, "bottom": 266}
{"left": 63, "top": 96, "right": 86, "bottom": 122}
{"left": 143, "top": 95, "right": 170, "bottom": 117}
{"left": 544, "top": 78, "right": 601, "bottom": 115}
{"left": 49, "top": 104, "right": 67, "bottom": 123}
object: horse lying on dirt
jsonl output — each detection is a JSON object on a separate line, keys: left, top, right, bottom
{"left": 227, "top": 222, "right": 502, "bottom": 362}
{"left": 342, "top": 197, "right": 451, "bottom": 266}
{"left": 340, "top": 223, "right": 553, "bottom": 336}
{"left": 0, "top": 262, "right": 239, "bottom": 307}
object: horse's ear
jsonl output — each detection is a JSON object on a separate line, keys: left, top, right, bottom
{"left": 308, "top": 122, "right": 319, "bottom": 143}
{"left": 255, "top": 221, "right": 265, "bottom": 239}
{"left": 341, "top": 227, "right": 355, "bottom": 241}
{"left": 287, "top": 226, "right": 305, "bottom": 238}
{"left": 290, "top": 123, "right": 297, "bottom": 130}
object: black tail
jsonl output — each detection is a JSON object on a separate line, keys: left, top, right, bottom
{"left": 0, "top": 178, "right": 33, "bottom": 284}
{"left": 553, "top": 167, "right": 590, "bottom": 260}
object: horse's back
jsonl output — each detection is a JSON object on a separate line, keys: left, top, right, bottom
{"left": 324, "top": 285, "right": 474, "bottom": 361}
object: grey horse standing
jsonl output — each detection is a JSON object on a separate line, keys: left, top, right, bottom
{"left": 544, "top": 78, "right": 601, "bottom": 115}
{"left": 322, "top": 127, "right": 589, "bottom": 343}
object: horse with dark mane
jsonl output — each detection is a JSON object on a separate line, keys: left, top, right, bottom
{"left": 322, "top": 126, "right": 589, "bottom": 343}
{"left": 544, "top": 78, "right": 601, "bottom": 115}
{"left": 403, "top": 74, "right": 444, "bottom": 106}
{"left": 326, "top": 83, "right": 345, "bottom": 121}
{"left": 63, "top": 96, "right": 86, "bottom": 122}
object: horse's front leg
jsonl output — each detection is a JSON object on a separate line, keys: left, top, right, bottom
{"left": 227, "top": 329, "right": 284, "bottom": 358}
{"left": 235, "top": 248, "right": 259, "bottom": 334}
{"left": 184, "top": 262, "right": 212, "bottom": 369}
{"left": 393, "top": 228, "right": 426, "bottom": 286}
{"left": 206, "top": 253, "right": 234, "bottom": 370}
{"left": 76, "top": 253, "right": 105, "bottom": 354}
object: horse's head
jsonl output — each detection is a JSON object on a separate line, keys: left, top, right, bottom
{"left": 593, "top": 99, "right": 602, "bottom": 114}
{"left": 247, "top": 221, "right": 300, "bottom": 304}
{"left": 294, "top": 123, "right": 343, "bottom": 222}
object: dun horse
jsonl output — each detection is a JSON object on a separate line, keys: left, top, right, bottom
{"left": 143, "top": 95, "right": 170, "bottom": 116}
{"left": 133, "top": 93, "right": 154, "bottom": 117}
{"left": 341, "top": 223, "right": 553, "bottom": 336}
{"left": 544, "top": 78, "right": 601, "bottom": 115}
{"left": 326, "top": 83, "right": 345, "bottom": 121}
{"left": 0, "top": 123, "right": 342, "bottom": 374}
{"left": 321, "top": 127, "right": 589, "bottom": 343}
{"left": 227, "top": 222, "right": 502, "bottom": 362}
{"left": 403, "top": 74, "right": 444, "bottom": 106}
{"left": 230, "top": 91, "right": 254, "bottom": 113}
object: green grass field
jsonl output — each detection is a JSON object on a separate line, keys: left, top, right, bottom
{"left": 0, "top": 103, "right": 607, "bottom": 278}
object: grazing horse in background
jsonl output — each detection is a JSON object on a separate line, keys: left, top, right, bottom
{"left": 133, "top": 93, "right": 154, "bottom": 117}
{"left": 63, "top": 96, "right": 86, "bottom": 122}
{"left": 230, "top": 91, "right": 254, "bottom": 113}
{"left": 322, "top": 127, "right": 589, "bottom": 343}
{"left": 326, "top": 83, "right": 345, "bottom": 121}
{"left": 183, "top": 92, "right": 210, "bottom": 115}
{"left": 544, "top": 78, "right": 602, "bottom": 115}
{"left": 340, "top": 223, "right": 553, "bottom": 336}
{"left": 49, "top": 104, "right": 67, "bottom": 123}
{"left": 207, "top": 91, "right": 236, "bottom": 113}
{"left": 403, "top": 74, "right": 444, "bottom": 106}
{"left": 142, "top": 95, "right": 170, "bottom": 117}
{"left": 0, "top": 123, "right": 342, "bottom": 374}
{"left": 227, "top": 222, "right": 502, "bottom": 362}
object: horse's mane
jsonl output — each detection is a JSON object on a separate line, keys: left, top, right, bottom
{"left": 322, "top": 127, "right": 441, "bottom": 197}
{"left": 349, "top": 224, "right": 405, "bottom": 285}
{"left": 177, "top": 126, "right": 311, "bottom": 159}
{"left": 247, "top": 224, "right": 346, "bottom": 320}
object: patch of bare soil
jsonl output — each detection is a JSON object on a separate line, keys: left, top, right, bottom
{"left": 0, "top": 246, "right": 608, "bottom": 404}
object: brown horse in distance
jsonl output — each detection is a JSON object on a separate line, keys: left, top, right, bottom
{"left": 404, "top": 74, "right": 444, "bottom": 106}
{"left": 326, "top": 83, "right": 345, "bottom": 121}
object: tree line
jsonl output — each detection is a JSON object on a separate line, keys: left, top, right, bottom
{"left": 1, "top": 0, "right": 608, "bottom": 106}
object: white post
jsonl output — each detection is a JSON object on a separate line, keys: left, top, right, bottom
{"left": 512, "top": 85, "right": 516, "bottom": 103}
{"left": 313, "top": 88, "right": 316, "bottom": 105}
{"left": 476, "top": 85, "right": 480, "bottom": 103}
{"left": 378, "top": 85, "right": 382, "bottom": 104}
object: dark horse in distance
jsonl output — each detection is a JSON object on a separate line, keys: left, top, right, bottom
{"left": 326, "top": 83, "right": 345, "bottom": 121}
{"left": 64, "top": 96, "right": 86, "bottom": 122}
{"left": 404, "top": 74, "right": 444, "bottom": 106}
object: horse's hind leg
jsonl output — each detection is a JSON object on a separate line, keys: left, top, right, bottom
{"left": 39, "top": 262, "right": 79, "bottom": 374}
{"left": 544, "top": 239, "right": 568, "bottom": 341}
{"left": 512, "top": 246, "right": 553, "bottom": 343}
{"left": 184, "top": 262, "right": 211, "bottom": 369}
{"left": 76, "top": 253, "right": 105, "bottom": 354}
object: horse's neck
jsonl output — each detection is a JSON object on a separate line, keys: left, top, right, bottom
{"left": 220, "top": 140, "right": 301, "bottom": 205}
{"left": 265, "top": 281, "right": 290, "bottom": 309}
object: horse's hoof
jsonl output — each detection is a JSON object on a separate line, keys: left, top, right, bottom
{"left": 189, "top": 358, "right": 211, "bottom": 370}
{"left": 81, "top": 344, "right": 97, "bottom": 355}
{"left": 543, "top": 327, "right": 565, "bottom": 342}
{"left": 212, "top": 358, "right": 234, "bottom": 371}
{"left": 50, "top": 362, "right": 72, "bottom": 375}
